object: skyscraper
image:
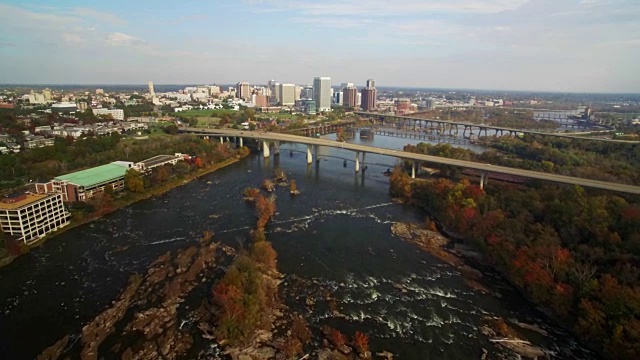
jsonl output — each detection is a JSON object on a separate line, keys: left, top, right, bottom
{"left": 361, "top": 78, "right": 377, "bottom": 111}
{"left": 148, "top": 81, "right": 155, "bottom": 97}
{"left": 342, "top": 85, "right": 358, "bottom": 108}
{"left": 313, "top": 77, "right": 331, "bottom": 113}
{"left": 236, "top": 82, "right": 251, "bottom": 102}
{"left": 278, "top": 84, "right": 296, "bottom": 106}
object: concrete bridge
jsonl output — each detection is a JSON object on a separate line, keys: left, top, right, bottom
{"left": 286, "top": 120, "right": 356, "bottom": 137}
{"left": 180, "top": 127, "right": 640, "bottom": 195}
{"left": 355, "top": 112, "right": 638, "bottom": 143}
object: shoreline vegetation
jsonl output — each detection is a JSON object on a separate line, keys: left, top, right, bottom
{"left": 389, "top": 164, "right": 640, "bottom": 360}
{"left": 1, "top": 137, "right": 251, "bottom": 269}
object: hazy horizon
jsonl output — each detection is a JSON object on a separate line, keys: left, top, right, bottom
{"left": 1, "top": 0, "right": 639, "bottom": 93}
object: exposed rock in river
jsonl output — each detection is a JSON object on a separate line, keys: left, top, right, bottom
{"left": 38, "top": 235, "right": 221, "bottom": 360}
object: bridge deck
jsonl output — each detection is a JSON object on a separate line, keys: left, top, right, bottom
{"left": 181, "top": 127, "right": 640, "bottom": 195}
{"left": 355, "top": 112, "right": 638, "bottom": 144}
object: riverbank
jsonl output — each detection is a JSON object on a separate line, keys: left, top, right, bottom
{"left": 0, "top": 155, "right": 245, "bottom": 269}
{"left": 390, "top": 221, "right": 552, "bottom": 359}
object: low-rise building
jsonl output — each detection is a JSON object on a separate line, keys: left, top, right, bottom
{"left": 92, "top": 108, "right": 125, "bottom": 120}
{"left": 0, "top": 193, "right": 70, "bottom": 244}
{"left": 135, "top": 154, "right": 184, "bottom": 172}
{"left": 36, "top": 162, "right": 134, "bottom": 202}
{"left": 23, "top": 135, "right": 54, "bottom": 149}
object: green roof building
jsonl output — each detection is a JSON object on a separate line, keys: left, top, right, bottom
{"left": 37, "top": 162, "right": 133, "bottom": 202}
{"left": 54, "top": 163, "right": 130, "bottom": 188}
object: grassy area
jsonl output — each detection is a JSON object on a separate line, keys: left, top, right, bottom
{"left": 257, "top": 112, "right": 305, "bottom": 120}
{"left": 192, "top": 117, "right": 221, "bottom": 127}
{"left": 176, "top": 109, "right": 238, "bottom": 118}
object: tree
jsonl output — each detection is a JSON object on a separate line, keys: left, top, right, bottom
{"left": 151, "top": 164, "right": 172, "bottom": 185}
{"left": 353, "top": 331, "right": 369, "bottom": 354}
{"left": 164, "top": 124, "right": 178, "bottom": 134}
{"left": 124, "top": 168, "right": 145, "bottom": 193}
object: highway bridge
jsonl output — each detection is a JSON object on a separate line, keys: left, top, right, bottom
{"left": 181, "top": 127, "right": 640, "bottom": 195}
{"left": 355, "top": 112, "right": 639, "bottom": 144}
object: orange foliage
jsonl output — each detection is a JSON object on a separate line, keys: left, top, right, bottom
{"left": 251, "top": 241, "right": 277, "bottom": 269}
{"left": 326, "top": 327, "right": 347, "bottom": 348}
{"left": 212, "top": 283, "right": 244, "bottom": 320}
{"left": 353, "top": 331, "right": 369, "bottom": 353}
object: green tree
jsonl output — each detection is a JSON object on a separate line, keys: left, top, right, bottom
{"left": 124, "top": 169, "right": 145, "bottom": 193}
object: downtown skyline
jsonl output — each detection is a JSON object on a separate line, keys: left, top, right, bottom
{"left": 0, "top": 0, "right": 639, "bottom": 93}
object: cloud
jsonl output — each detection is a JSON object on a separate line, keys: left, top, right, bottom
{"left": 247, "top": 0, "right": 528, "bottom": 18}
{"left": 72, "top": 8, "right": 127, "bottom": 26}
{"left": 62, "top": 33, "right": 86, "bottom": 44}
{"left": 0, "top": 3, "right": 79, "bottom": 30}
{"left": 291, "top": 17, "right": 373, "bottom": 28}
{"left": 105, "top": 32, "right": 144, "bottom": 47}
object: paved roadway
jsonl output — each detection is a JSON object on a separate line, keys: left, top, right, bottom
{"left": 355, "top": 111, "right": 640, "bottom": 144}
{"left": 182, "top": 127, "right": 640, "bottom": 195}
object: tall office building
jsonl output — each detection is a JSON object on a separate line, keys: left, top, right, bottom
{"left": 301, "top": 85, "right": 313, "bottom": 99}
{"left": 278, "top": 84, "right": 296, "bottom": 106}
{"left": 361, "top": 78, "right": 377, "bottom": 111}
{"left": 148, "top": 81, "right": 155, "bottom": 97}
{"left": 313, "top": 76, "right": 331, "bottom": 112}
{"left": 268, "top": 80, "right": 278, "bottom": 104}
{"left": 236, "top": 82, "right": 251, "bottom": 102}
{"left": 342, "top": 85, "right": 358, "bottom": 108}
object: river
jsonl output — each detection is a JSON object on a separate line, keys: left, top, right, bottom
{"left": 0, "top": 134, "right": 593, "bottom": 359}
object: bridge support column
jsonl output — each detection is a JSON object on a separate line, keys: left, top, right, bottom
{"left": 355, "top": 151, "right": 360, "bottom": 173}
{"left": 361, "top": 152, "right": 366, "bottom": 169}
{"left": 480, "top": 172, "right": 485, "bottom": 190}
{"left": 263, "top": 141, "right": 270, "bottom": 158}
{"left": 314, "top": 145, "right": 319, "bottom": 163}
{"left": 306, "top": 145, "right": 313, "bottom": 164}
{"left": 411, "top": 162, "right": 416, "bottom": 179}
{"left": 239, "top": 137, "right": 243, "bottom": 147}
{"left": 273, "top": 141, "right": 280, "bottom": 156}
{"left": 220, "top": 136, "right": 224, "bottom": 143}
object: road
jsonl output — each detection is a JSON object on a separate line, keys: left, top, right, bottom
{"left": 182, "top": 127, "right": 640, "bottom": 195}
{"left": 355, "top": 112, "right": 640, "bottom": 144}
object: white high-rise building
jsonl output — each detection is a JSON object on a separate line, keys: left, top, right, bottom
{"left": 313, "top": 76, "right": 331, "bottom": 112}
{"left": 148, "top": 81, "right": 155, "bottom": 97}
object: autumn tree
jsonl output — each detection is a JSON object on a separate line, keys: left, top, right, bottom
{"left": 124, "top": 168, "right": 145, "bottom": 193}
{"left": 353, "top": 331, "right": 369, "bottom": 354}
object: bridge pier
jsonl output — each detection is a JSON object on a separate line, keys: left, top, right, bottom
{"left": 263, "top": 141, "right": 270, "bottom": 158}
{"left": 306, "top": 145, "right": 313, "bottom": 164}
{"left": 219, "top": 136, "right": 224, "bottom": 144}
{"left": 314, "top": 145, "right": 319, "bottom": 163}
{"left": 273, "top": 141, "right": 280, "bottom": 156}
{"left": 480, "top": 172, "right": 487, "bottom": 189}
{"left": 355, "top": 151, "right": 360, "bottom": 173}
{"left": 239, "top": 137, "right": 243, "bottom": 147}
{"left": 411, "top": 161, "right": 416, "bottom": 179}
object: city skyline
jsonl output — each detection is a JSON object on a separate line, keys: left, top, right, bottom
{"left": 0, "top": 0, "right": 639, "bottom": 92}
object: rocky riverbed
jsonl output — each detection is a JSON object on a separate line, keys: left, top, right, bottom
{"left": 390, "top": 222, "right": 552, "bottom": 359}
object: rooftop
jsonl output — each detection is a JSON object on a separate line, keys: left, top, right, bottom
{"left": 0, "top": 193, "right": 49, "bottom": 210}
{"left": 55, "top": 163, "right": 129, "bottom": 188}
{"left": 139, "top": 155, "right": 178, "bottom": 168}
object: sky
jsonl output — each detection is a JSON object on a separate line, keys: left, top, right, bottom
{"left": 0, "top": 0, "right": 639, "bottom": 92}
